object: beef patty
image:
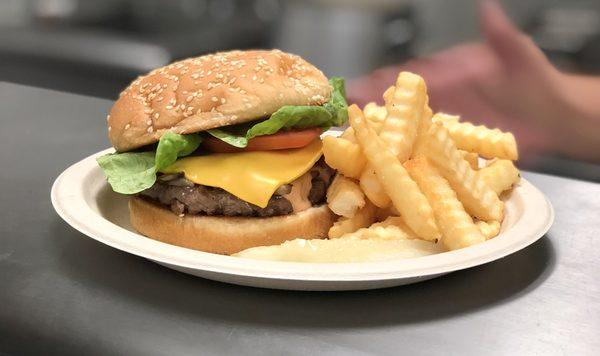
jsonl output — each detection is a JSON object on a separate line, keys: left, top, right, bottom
{"left": 139, "top": 159, "right": 335, "bottom": 217}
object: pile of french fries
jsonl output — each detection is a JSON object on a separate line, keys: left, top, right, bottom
{"left": 324, "top": 72, "right": 520, "bottom": 251}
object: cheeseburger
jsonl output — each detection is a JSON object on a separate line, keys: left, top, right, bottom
{"left": 98, "top": 49, "right": 348, "bottom": 255}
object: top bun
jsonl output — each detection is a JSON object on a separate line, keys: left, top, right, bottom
{"left": 107, "top": 50, "right": 331, "bottom": 151}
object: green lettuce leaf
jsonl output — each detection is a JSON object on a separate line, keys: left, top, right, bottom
{"left": 97, "top": 132, "right": 201, "bottom": 194}
{"left": 245, "top": 105, "right": 333, "bottom": 139}
{"left": 96, "top": 152, "right": 156, "bottom": 194}
{"left": 324, "top": 76, "right": 349, "bottom": 127}
{"left": 206, "top": 128, "right": 248, "bottom": 148}
{"left": 155, "top": 131, "right": 202, "bottom": 170}
{"left": 207, "top": 77, "right": 348, "bottom": 147}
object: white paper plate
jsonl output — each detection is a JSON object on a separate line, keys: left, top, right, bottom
{"left": 51, "top": 146, "right": 554, "bottom": 291}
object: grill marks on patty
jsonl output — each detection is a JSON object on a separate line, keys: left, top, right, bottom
{"left": 139, "top": 159, "right": 334, "bottom": 217}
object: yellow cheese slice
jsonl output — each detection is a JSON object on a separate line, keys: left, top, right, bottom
{"left": 160, "top": 139, "right": 323, "bottom": 208}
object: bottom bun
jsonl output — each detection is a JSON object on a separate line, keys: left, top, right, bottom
{"left": 129, "top": 197, "right": 336, "bottom": 255}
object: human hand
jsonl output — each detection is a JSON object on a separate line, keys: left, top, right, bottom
{"left": 348, "top": 0, "right": 600, "bottom": 162}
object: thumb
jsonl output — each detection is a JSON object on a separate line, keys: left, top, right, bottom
{"left": 480, "top": 0, "right": 549, "bottom": 71}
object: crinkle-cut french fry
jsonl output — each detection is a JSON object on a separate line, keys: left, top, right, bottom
{"left": 340, "top": 216, "right": 420, "bottom": 241}
{"left": 363, "top": 102, "right": 387, "bottom": 133}
{"left": 372, "top": 216, "right": 420, "bottom": 237}
{"left": 327, "top": 174, "right": 365, "bottom": 218}
{"left": 349, "top": 105, "right": 440, "bottom": 241}
{"left": 358, "top": 73, "right": 427, "bottom": 210}
{"left": 411, "top": 98, "right": 433, "bottom": 158}
{"left": 380, "top": 72, "right": 427, "bottom": 160}
{"left": 359, "top": 164, "right": 391, "bottom": 208}
{"left": 322, "top": 136, "right": 366, "bottom": 179}
{"left": 425, "top": 122, "right": 504, "bottom": 221}
{"left": 383, "top": 86, "right": 395, "bottom": 102}
{"left": 364, "top": 102, "right": 387, "bottom": 121}
{"left": 477, "top": 159, "right": 521, "bottom": 195}
{"left": 475, "top": 220, "right": 501, "bottom": 240}
{"left": 460, "top": 150, "right": 479, "bottom": 170}
{"left": 433, "top": 114, "right": 519, "bottom": 160}
{"left": 341, "top": 127, "right": 357, "bottom": 143}
{"left": 431, "top": 112, "right": 460, "bottom": 123}
{"left": 328, "top": 201, "right": 376, "bottom": 239}
{"left": 234, "top": 235, "right": 442, "bottom": 262}
{"left": 405, "top": 156, "right": 485, "bottom": 250}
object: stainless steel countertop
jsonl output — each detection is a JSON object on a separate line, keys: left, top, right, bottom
{"left": 1, "top": 82, "right": 598, "bottom": 355}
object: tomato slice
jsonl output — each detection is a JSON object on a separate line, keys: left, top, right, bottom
{"left": 203, "top": 128, "right": 322, "bottom": 153}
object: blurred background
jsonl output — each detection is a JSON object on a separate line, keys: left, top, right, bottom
{"left": 1, "top": 0, "right": 599, "bottom": 180}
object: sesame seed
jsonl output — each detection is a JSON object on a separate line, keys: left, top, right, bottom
{"left": 154, "top": 112, "right": 160, "bottom": 119}
{"left": 211, "top": 97, "right": 219, "bottom": 102}
{"left": 108, "top": 126, "right": 112, "bottom": 131}
{"left": 166, "top": 105, "right": 173, "bottom": 109}
{"left": 125, "top": 124, "right": 131, "bottom": 130}
{"left": 146, "top": 120, "right": 152, "bottom": 125}
{"left": 147, "top": 126, "right": 153, "bottom": 133}
{"left": 220, "top": 98, "right": 226, "bottom": 104}
{"left": 252, "top": 75, "right": 257, "bottom": 81}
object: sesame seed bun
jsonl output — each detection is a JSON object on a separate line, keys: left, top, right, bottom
{"left": 107, "top": 49, "right": 331, "bottom": 152}
{"left": 129, "top": 197, "right": 336, "bottom": 255}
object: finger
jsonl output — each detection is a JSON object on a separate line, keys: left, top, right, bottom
{"left": 479, "top": 0, "right": 549, "bottom": 70}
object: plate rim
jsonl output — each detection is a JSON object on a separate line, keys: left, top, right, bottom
{"left": 51, "top": 147, "right": 554, "bottom": 283}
